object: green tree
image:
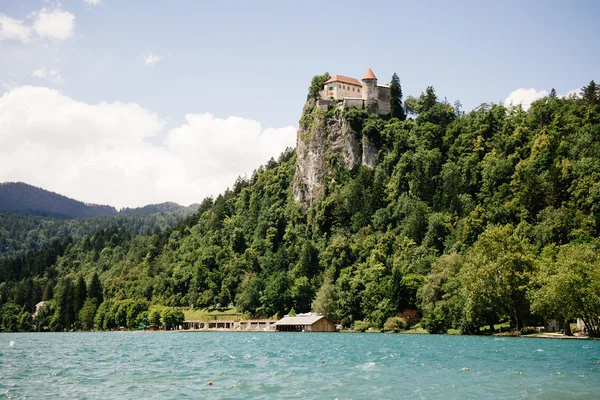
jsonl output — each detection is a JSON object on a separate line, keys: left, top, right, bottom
{"left": 51, "top": 278, "right": 75, "bottom": 331}
{"left": 530, "top": 243, "right": 600, "bottom": 337}
{"left": 459, "top": 225, "right": 534, "bottom": 332}
{"left": 580, "top": 80, "right": 599, "bottom": 104}
{"left": 73, "top": 276, "right": 87, "bottom": 315}
{"left": 88, "top": 272, "right": 103, "bottom": 304}
{"left": 312, "top": 281, "right": 339, "bottom": 321}
{"left": 390, "top": 73, "right": 406, "bottom": 120}
{"left": 308, "top": 72, "right": 331, "bottom": 99}
{"left": 78, "top": 298, "right": 98, "bottom": 330}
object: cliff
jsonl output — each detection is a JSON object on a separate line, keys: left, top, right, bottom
{"left": 292, "top": 100, "right": 378, "bottom": 209}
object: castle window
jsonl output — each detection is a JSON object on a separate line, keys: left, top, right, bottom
{"left": 353, "top": 87, "right": 355, "bottom": 91}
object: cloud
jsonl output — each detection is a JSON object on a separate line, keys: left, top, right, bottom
{"left": 84, "top": 0, "right": 103, "bottom": 6}
{"left": 0, "top": 14, "right": 32, "bottom": 42}
{"left": 32, "top": 67, "right": 63, "bottom": 83}
{"left": 504, "top": 88, "right": 548, "bottom": 110}
{"left": 0, "top": 86, "right": 297, "bottom": 208}
{"left": 143, "top": 50, "right": 162, "bottom": 66}
{"left": 32, "top": 9, "right": 75, "bottom": 40}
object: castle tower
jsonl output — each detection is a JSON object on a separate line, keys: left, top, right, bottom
{"left": 361, "top": 68, "right": 379, "bottom": 114}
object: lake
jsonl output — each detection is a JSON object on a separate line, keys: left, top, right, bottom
{"left": 1, "top": 332, "right": 599, "bottom": 399}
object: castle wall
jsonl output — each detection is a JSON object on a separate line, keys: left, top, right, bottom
{"left": 343, "top": 98, "right": 364, "bottom": 110}
{"left": 377, "top": 85, "right": 391, "bottom": 116}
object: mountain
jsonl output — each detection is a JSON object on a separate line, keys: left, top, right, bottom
{"left": 0, "top": 182, "right": 198, "bottom": 219}
{"left": 0, "top": 182, "right": 118, "bottom": 219}
{"left": 1, "top": 79, "right": 600, "bottom": 336}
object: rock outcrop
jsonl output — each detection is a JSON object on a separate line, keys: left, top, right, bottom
{"left": 293, "top": 100, "right": 378, "bottom": 210}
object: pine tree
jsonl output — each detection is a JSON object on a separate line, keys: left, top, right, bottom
{"left": 73, "top": 276, "right": 87, "bottom": 315}
{"left": 52, "top": 278, "right": 75, "bottom": 331}
{"left": 88, "top": 272, "right": 103, "bottom": 304}
{"left": 42, "top": 280, "right": 54, "bottom": 301}
{"left": 581, "top": 80, "right": 599, "bottom": 104}
{"left": 390, "top": 73, "right": 407, "bottom": 121}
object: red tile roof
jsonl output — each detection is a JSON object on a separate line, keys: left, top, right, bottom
{"left": 323, "top": 75, "right": 362, "bottom": 86}
{"left": 362, "top": 68, "right": 376, "bottom": 80}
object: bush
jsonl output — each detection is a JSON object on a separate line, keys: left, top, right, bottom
{"left": 520, "top": 326, "right": 536, "bottom": 335}
{"left": 353, "top": 320, "right": 370, "bottom": 332}
{"left": 421, "top": 307, "right": 450, "bottom": 334}
{"left": 383, "top": 316, "right": 407, "bottom": 333}
{"left": 399, "top": 309, "right": 420, "bottom": 328}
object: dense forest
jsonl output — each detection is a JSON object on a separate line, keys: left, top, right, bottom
{"left": 1, "top": 79, "right": 599, "bottom": 336}
{"left": 0, "top": 210, "right": 197, "bottom": 261}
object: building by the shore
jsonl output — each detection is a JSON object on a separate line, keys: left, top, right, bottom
{"left": 181, "top": 319, "right": 274, "bottom": 331}
{"left": 273, "top": 314, "right": 336, "bottom": 332}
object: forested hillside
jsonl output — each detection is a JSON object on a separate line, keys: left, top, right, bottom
{"left": 0, "top": 210, "right": 197, "bottom": 261}
{"left": 1, "top": 79, "right": 599, "bottom": 336}
{"left": 0, "top": 182, "right": 118, "bottom": 219}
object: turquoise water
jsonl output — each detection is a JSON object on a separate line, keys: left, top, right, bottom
{"left": 1, "top": 332, "right": 599, "bottom": 399}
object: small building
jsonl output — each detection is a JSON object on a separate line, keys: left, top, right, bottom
{"left": 274, "top": 315, "right": 336, "bottom": 332}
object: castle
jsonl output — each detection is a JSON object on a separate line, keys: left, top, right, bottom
{"left": 318, "top": 68, "right": 390, "bottom": 116}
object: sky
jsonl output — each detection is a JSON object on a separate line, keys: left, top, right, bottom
{"left": 0, "top": 0, "right": 598, "bottom": 208}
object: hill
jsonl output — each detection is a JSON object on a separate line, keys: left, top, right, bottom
{"left": 0, "top": 182, "right": 198, "bottom": 220}
{"left": 1, "top": 79, "right": 599, "bottom": 336}
{"left": 0, "top": 182, "right": 117, "bottom": 219}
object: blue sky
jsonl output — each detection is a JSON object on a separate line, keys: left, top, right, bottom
{"left": 0, "top": 0, "right": 598, "bottom": 207}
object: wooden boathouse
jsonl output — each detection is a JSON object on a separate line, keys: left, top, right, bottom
{"left": 273, "top": 315, "right": 336, "bottom": 332}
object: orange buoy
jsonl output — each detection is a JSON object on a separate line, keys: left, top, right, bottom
{"left": 208, "top": 382, "right": 213, "bottom": 385}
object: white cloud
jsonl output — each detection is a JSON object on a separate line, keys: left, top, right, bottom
{"left": 504, "top": 88, "right": 548, "bottom": 111}
{"left": 32, "top": 67, "right": 63, "bottom": 83}
{"left": 0, "top": 86, "right": 297, "bottom": 208}
{"left": 0, "top": 14, "right": 32, "bottom": 42}
{"left": 84, "top": 0, "right": 103, "bottom": 6}
{"left": 32, "top": 9, "right": 75, "bottom": 40}
{"left": 143, "top": 50, "right": 162, "bottom": 66}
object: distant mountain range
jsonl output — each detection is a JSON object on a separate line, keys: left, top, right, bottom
{"left": 0, "top": 182, "right": 198, "bottom": 219}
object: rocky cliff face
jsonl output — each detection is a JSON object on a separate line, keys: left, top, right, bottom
{"left": 293, "top": 100, "right": 378, "bottom": 210}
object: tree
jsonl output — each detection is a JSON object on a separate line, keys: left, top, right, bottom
{"left": 73, "top": 276, "right": 87, "bottom": 315}
{"left": 312, "top": 281, "right": 339, "bottom": 321}
{"left": 88, "top": 272, "right": 103, "bottom": 304}
{"left": 459, "top": 225, "right": 534, "bottom": 332}
{"left": 78, "top": 298, "right": 97, "bottom": 330}
{"left": 18, "top": 310, "right": 33, "bottom": 332}
{"left": 52, "top": 278, "right": 75, "bottom": 331}
{"left": 390, "top": 73, "right": 406, "bottom": 121}
{"left": 418, "top": 86, "right": 438, "bottom": 113}
{"left": 530, "top": 243, "right": 600, "bottom": 337}
{"left": 42, "top": 280, "right": 54, "bottom": 301}
{"left": 0, "top": 302, "right": 21, "bottom": 332}
{"left": 421, "top": 253, "right": 464, "bottom": 334}
{"left": 580, "top": 80, "right": 599, "bottom": 104}
{"left": 308, "top": 72, "right": 331, "bottom": 99}
{"left": 549, "top": 88, "right": 557, "bottom": 99}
